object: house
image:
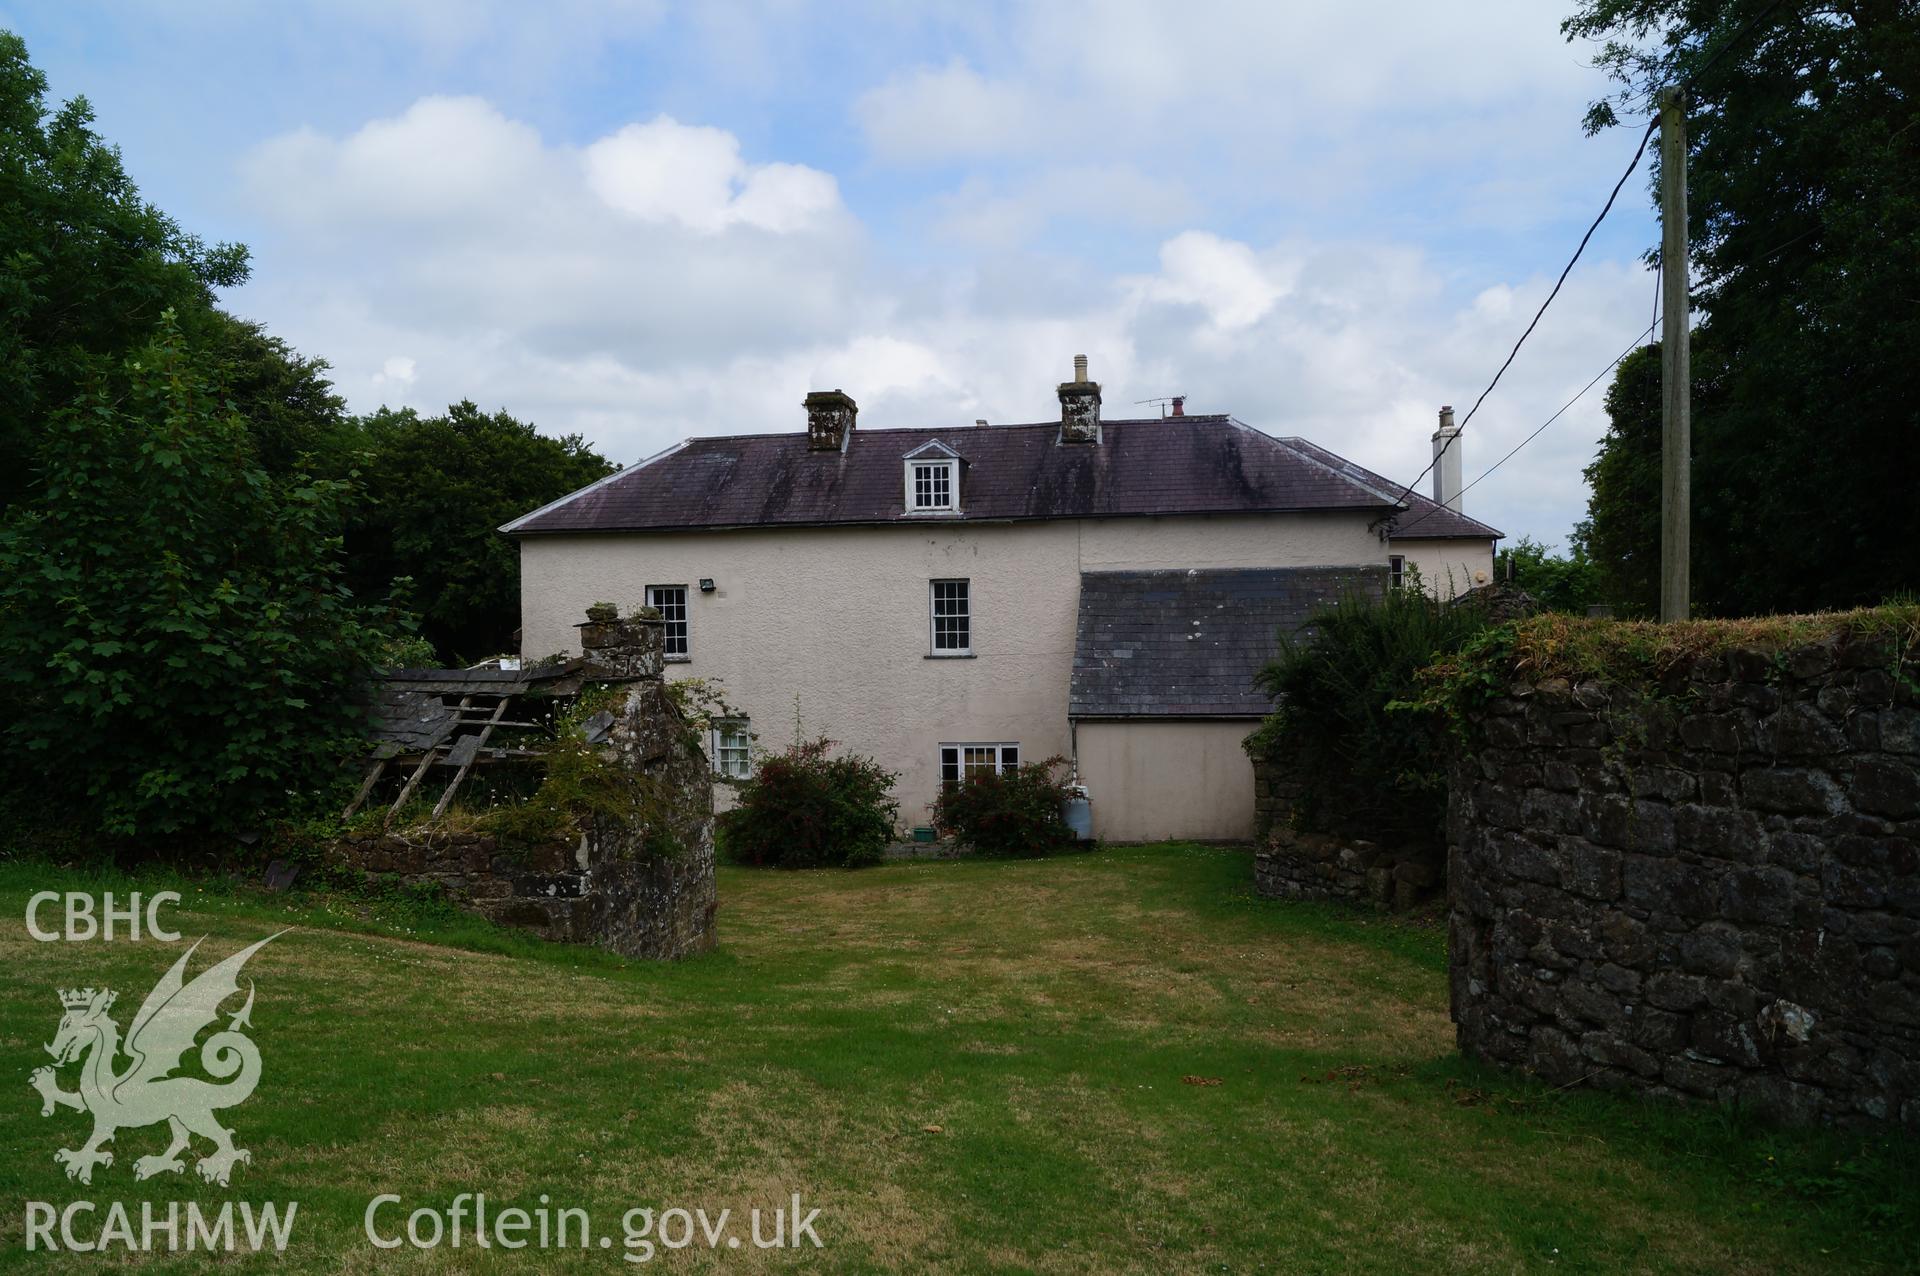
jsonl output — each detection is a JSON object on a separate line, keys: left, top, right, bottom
{"left": 503, "top": 359, "right": 1500, "bottom": 842}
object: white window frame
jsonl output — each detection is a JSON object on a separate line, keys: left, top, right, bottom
{"left": 905, "top": 458, "right": 959, "bottom": 513}
{"left": 712, "top": 718, "right": 752, "bottom": 779}
{"left": 929, "top": 578, "right": 971, "bottom": 655}
{"left": 646, "top": 584, "right": 689, "bottom": 659}
{"left": 940, "top": 743, "right": 1020, "bottom": 785}
{"left": 1388, "top": 555, "right": 1407, "bottom": 589}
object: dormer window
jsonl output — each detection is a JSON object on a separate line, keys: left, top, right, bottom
{"left": 911, "top": 460, "right": 955, "bottom": 510}
{"left": 902, "top": 440, "right": 962, "bottom": 515}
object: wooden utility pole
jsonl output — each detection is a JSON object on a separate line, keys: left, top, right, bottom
{"left": 1659, "top": 86, "right": 1691, "bottom": 621}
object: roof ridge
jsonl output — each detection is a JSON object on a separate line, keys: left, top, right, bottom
{"left": 675, "top": 415, "right": 1234, "bottom": 444}
{"left": 1278, "top": 435, "right": 1504, "bottom": 539}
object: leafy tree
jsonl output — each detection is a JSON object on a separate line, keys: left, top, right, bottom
{"left": 0, "top": 31, "right": 246, "bottom": 508}
{"left": 346, "top": 402, "right": 617, "bottom": 662}
{"left": 0, "top": 316, "right": 392, "bottom": 837}
{"left": 205, "top": 311, "right": 360, "bottom": 479}
{"left": 1564, "top": 2, "right": 1920, "bottom": 614}
{"left": 1498, "top": 537, "right": 1604, "bottom": 614}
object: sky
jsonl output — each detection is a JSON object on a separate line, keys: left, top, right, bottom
{"left": 4, "top": 0, "right": 1667, "bottom": 545}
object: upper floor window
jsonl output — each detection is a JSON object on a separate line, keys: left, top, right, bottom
{"left": 646, "top": 584, "right": 689, "bottom": 659}
{"left": 930, "top": 579, "right": 970, "bottom": 655}
{"left": 713, "top": 718, "right": 752, "bottom": 779}
{"left": 1388, "top": 555, "right": 1407, "bottom": 589}
{"left": 909, "top": 459, "right": 957, "bottom": 512}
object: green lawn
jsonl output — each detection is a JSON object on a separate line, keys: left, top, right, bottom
{"left": 0, "top": 845, "right": 1912, "bottom": 1272}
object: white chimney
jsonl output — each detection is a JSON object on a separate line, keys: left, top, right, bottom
{"left": 1431, "top": 404, "right": 1463, "bottom": 512}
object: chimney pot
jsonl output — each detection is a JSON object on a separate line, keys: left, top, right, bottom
{"left": 1073, "top": 354, "right": 1088, "bottom": 384}
{"left": 803, "top": 389, "right": 857, "bottom": 452}
{"left": 1170, "top": 395, "right": 1185, "bottom": 417}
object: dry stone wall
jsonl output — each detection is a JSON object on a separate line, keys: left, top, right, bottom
{"left": 1449, "top": 631, "right": 1920, "bottom": 1127}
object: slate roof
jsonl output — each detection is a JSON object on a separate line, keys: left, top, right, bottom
{"left": 504, "top": 416, "right": 1410, "bottom": 534}
{"left": 1070, "top": 566, "right": 1388, "bottom": 719}
{"left": 1279, "top": 437, "right": 1503, "bottom": 541}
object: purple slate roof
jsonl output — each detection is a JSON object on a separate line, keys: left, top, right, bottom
{"left": 1279, "top": 437, "right": 1503, "bottom": 541}
{"left": 504, "top": 416, "right": 1412, "bottom": 535}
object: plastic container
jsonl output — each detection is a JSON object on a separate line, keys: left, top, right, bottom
{"left": 1063, "top": 785, "right": 1093, "bottom": 841}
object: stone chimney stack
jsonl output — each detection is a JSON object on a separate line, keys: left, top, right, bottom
{"left": 804, "top": 389, "right": 857, "bottom": 452}
{"left": 1058, "top": 355, "right": 1101, "bottom": 444}
{"left": 1431, "top": 404, "right": 1463, "bottom": 512}
{"left": 577, "top": 603, "right": 664, "bottom": 680}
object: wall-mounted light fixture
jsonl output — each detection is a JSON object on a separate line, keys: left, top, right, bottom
{"left": 698, "top": 578, "right": 716, "bottom": 593}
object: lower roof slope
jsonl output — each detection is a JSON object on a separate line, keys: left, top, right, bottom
{"left": 1070, "top": 565, "right": 1387, "bottom": 719}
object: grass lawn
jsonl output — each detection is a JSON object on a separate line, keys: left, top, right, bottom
{"left": 0, "top": 843, "right": 1913, "bottom": 1272}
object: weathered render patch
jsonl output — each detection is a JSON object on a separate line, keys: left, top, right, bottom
{"left": 1448, "top": 632, "right": 1920, "bottom": 1127}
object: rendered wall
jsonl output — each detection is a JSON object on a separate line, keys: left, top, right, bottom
{"left": 1392, "top": 538, "right": 1494, "bottom": 600}
{"left": 1450, "top": 631, "right": 1920, "bottom": 1127}
{"left": 1074, "top": 720, "right": 1258, "bottom": 842}
{"left": 520, "top": 512, "right": 1379, "bottom": 828}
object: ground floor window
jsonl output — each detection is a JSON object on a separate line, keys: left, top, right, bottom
{"left": 713, "top": 718, "right": 752, "bottom": 778}
{"left": 1389, "top": 555, "right": 1407, "bottom": 589}
{"left": 940, "top": 742, "right": 1019, "bottom": 784}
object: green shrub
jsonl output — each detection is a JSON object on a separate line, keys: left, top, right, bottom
{"left": 1246, "top": 586, "right": 1490, "bottom": 849}
{"left": 718, "top": 738, "right": 898, "bottom": 869}
{"left": 931, "top": 756, "right": 1076, "bottom": 857}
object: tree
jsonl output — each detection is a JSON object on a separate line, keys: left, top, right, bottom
{"left": 1498, "top": 535, "right": 1604, "bottom": 614}
{"left": 0, "top": 317, "right": 391, "bottom": 837}
{"left": 205, "top": 311, "right": 360, "bottom": 480}
{"left": 347, "top": 402, "right": 617, "bottom": 662}
{"left": 0, "top": 31, "right": 246, "bottom": 509}
{"left": 1565, "top": 1, "right": 1920, "bottom": 614}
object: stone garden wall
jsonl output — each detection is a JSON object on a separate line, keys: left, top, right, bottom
{"left": 1449, "top": 628, "right": 1920, "bottom": 1127}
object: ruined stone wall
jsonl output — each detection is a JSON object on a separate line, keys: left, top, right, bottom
{"left": 1449, "top": 632, "right": 1920, "bottom": 1127}
{"left": 1252, "top": 750, "right": 1444, "bottom": 911}
{"left": 333, "top": 609, "right": 716, "bottom": 959}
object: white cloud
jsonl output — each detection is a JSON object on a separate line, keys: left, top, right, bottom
{"left": 855, "top": 58, "right": 1038, "bottom": 164}
{"left": 372, "top": 356, "right": 417, "bottom": 389}
{"left": 583, "top": 117, "right": 842, "bottom": 235}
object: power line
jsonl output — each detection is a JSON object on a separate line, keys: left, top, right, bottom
{"left": 1394, "top": 319, "right": 1659, "bottom": 536}
{"left": 1387, "top": 117, "right": 1658, "bottom": 516}
{"left": 1385, "top": 0, "right": 1794, "bottom": 525}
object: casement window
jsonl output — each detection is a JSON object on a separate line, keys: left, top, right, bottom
{"left": 907, "top": 459, "right": 958, "bottom": 512}
{"left": 940, "top": 743, "right": 1020, "bottom": 784}
{"left": 1388, "top": 555, "right": 1407, "bottom": 589}
{"left": 929, "top": 579, "right": 971, "bottom": 655}
{"left": 713, "top": 718, "right": 752, "bottom": 779}
{"left": 646, "top": 584, "right": 689, "bottom": 658}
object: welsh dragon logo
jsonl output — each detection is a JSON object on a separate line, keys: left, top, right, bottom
{"left": 30, "top": 933, "right": 283, "bottom": 1187}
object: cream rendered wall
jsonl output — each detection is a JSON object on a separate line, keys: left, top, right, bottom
{"left": 519, "top": 511, "right": 1379, "bottom": 829}
{"left": 1074, "top": 721, "right": 1259, "bottom": 842}
{"left": 1393, "top": 538, "right": 1496, "bottom": 600}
